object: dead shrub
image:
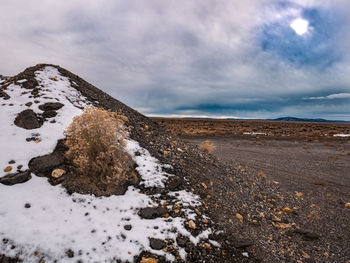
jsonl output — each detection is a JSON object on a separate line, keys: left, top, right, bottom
{"left": 200, "top": 140, "right": 215, "bottom": 153}
{"left": 64, "top": 107, "right": 135, "bottom": 187}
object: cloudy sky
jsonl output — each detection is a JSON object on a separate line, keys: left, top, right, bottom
{"left": 1, "top": 0, "right": 350, "bottom": 120}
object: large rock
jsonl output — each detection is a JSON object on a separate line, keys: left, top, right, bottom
{"left": 138, "top": 207, "right": 168, "bottom": 219}
{"left": 149, "top": 238, "right": 166, "bottom": 250}
{"left": 14, "top": 109, "right": 42, "bottom": 129}
{"left": 28, "top": 153, "right": 64, "bottom": 176}
{"left": 0, "top": 170, "right": 31, "bottom": 185}
{"left": 38, "top": 102, "right": 64, "bottom": 111}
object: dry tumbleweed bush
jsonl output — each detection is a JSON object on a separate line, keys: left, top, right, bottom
{"left": 64, "top": 107, "right": 133, "bottom": 184}
{"left": 200, "top": 140, "right": 215, "bottom": 153}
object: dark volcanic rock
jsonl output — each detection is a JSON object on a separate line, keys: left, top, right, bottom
{"left": 138, "top": 207, "right": 168, "bottom": 219}
{"left": 176, "top": 234, "right": 190, "bottom": 247}
{"left": 0, "top": 254, "right": 18, "bottom": 263}
{"left": 166, "top": 176, "right": 183, "bottom": 191}
{"left": 65, "top": 249, "right": 74, "bottom": 258}
{"left": 14, "top": 109, "right": 42, "bottom": 129}
{"left": 124, "top": 225, "right": 132, "bottom": 231}
{"left": 232, "top": 239, "right": 254, "bottom": 249}
{"left": 0, "top": 170, "right": 31, "bottom": 186}
{"left": 29, "top": 153, "right": 64, "bottom": 176}
{"left": 0, "top": 90, "right": 10, "bottom": 100}
{"left": 39, "top": 102, "right": 64, "bottom": 111}
{"left": 294, "top": 229, "right": 320, "bottom": 241}
{"left": 149, "top": 238, "right": 166, "bottom": 250}
{"left": 42, "top": 110, "right": 58, "bottom": 118}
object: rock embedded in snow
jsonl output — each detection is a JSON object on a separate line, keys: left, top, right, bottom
{"left": 14, "top": 109, "right": 42, "bottom": 129}
{"left": 0, "top": 170, "right": 31, "bottom": 186}
{"left": 176, "top": 235, "right": 190, "bottom": 247}
{"left": 38, "top": 102, "right": 64, "bottom": 111}
{"left": 42, "top": 110, "right": 58, "bottom": 119}
{"left": 29, "top": 151, "right": 64, "bottom": 176}
{"left": 3, "top": 166, "right": 12, "bottom": 173}
{"left": 138, "top": 206, "right": 168, "bottom": 219}
{"left": 149, "top": 238, "right": 166, "bottom": 250}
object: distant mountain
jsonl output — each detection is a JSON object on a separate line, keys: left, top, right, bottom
{"left": 272, "top": 116, "right": 348, "bottom": 123}
{"left": 152, "top": 116, "right": 349, "bottom": 123}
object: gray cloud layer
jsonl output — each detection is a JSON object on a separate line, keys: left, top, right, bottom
{"left": 1, "top": 0, "right": 350, "bottom": 120}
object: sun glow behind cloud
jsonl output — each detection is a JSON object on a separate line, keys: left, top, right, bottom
{"left": 290, "top": 18, "right": 309, "bottom": 35}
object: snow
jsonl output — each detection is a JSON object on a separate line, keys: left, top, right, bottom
{"left": 0, "top": 141, "right": 212, "bottom": 262}
{"left": 0, "top": 176, "right": 200, "bottom": 262}
{"left": 0, "top": 66, "right": 213, "bottom": 262}
{"left": 333, "top": 134, "right": 350, "bottom": 137}
{"left": 125, "top": 140, "right": 170, "bottom": 187}
{"left": 243, "top": 132, "right": 267, "bottom": 135}
{"left": 0, "top": 67, "right": 91, "bottom": 178}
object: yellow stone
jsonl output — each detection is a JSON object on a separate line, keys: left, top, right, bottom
{"left": 204, "top": 243, "right": 211, "bottom": 248}
{"left": 296, "top": 192, "right": 303, "bottom": 197}
{"left": 236, "top": 213, "right": 243, "bottom": 223}
{"left": 4, "top": 166, "right": 12, "bottom": 173}
{"left": 258, "top": 171, "right": 266, "bottom": 179}
{"left": 140, "top": 257, "right": 157, "bottom": 263}
{"left": 188, "top": 220, "right": 196, "bottom": 229}
{"left": 345, "top": 203, "right": 350, "bottom": 208}
{"left": 279, "top": 223, "right": 291, "bottom": 229}
{"left": 283, "top": 207, "right": 293, "bottom": 213}
{"left": 51, "top": 169, "right": 66, "bottom": 178}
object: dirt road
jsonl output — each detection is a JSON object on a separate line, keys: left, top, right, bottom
{"left": 182, "top": 135, "right": 350, "bottom": 200}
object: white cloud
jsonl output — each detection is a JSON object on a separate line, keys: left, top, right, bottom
{"left": 304, "top": 93, "right": 350, "bottom": 100}
{"left": 0, "top": 0, "right": 349, "bottom": 120}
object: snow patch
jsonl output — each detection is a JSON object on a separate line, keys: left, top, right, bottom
{"left": 243, "top": 132, "right": 267, "bottom": 135}
{"left": 125, "top": 140, "right": 171, "bottom": 187}
{"left": 0, "top": 67, "right": 90, "bottom": 177}
{"left": 333, "top": 134, "right": 350, "bottom": 137}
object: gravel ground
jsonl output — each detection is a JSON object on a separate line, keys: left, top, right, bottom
{"left": 181, "top": 135, "right": 350, "bottom": 199}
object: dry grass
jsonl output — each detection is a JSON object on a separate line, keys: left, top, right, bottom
{"left": 64, "top": 107, "right": 133, "bottom": 185}
{"left": 258, "top": 171, "right": 266, "bottom": 179}
{"left": 200, "top": 140, "right": 215, "bottom": 153}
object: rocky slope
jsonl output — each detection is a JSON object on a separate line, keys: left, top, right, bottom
{"left": 0, "top": 64, "right": 349, "bottom": 263}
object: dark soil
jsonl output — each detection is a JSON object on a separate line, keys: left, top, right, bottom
{"left": 1, "top": 64, "right": 350, "bottom": 263}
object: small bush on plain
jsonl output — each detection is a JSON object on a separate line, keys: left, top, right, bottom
{"left": 64, "top": 107, "right": 133, "bottom": 184}
{"left": 200, "top": 140, "right": 215, "bottom": 153}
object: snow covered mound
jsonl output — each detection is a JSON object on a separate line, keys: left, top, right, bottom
{"left": 0, "top": 67, "right": 91, "bottom": 176}
{"left": 0, "top": 66, "right": 220, "bottom": 262}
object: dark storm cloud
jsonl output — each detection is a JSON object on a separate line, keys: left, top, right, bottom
{"left": 0, "top": 0, "right": 350, "bottom": 120}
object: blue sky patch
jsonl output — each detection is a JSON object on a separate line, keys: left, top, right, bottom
{"left": 260, "top": 4, "right": 343, "bottom": 68}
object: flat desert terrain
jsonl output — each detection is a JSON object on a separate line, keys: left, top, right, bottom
{"left": 154, "top": 118, "right": 350, "bottom": 200}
